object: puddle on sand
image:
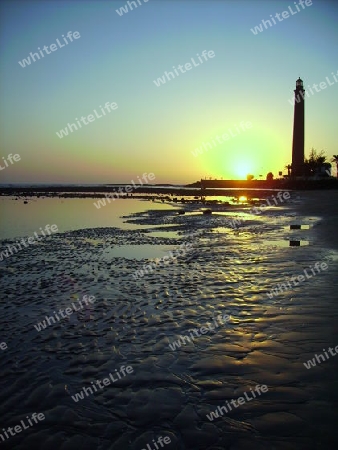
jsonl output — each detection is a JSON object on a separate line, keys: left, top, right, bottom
{"left": 145, "top": 230, "right": 180, "bottom": 239}
{"left": 101, "top": 244, "right": 176, "bottom": 260}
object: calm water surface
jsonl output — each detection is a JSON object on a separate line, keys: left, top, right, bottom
{"left": 0, "top": 197, "right": 174, "bottom": 240}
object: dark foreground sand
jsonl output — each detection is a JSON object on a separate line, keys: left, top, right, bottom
{"left": 0, "top": 191, "right": 337, "bottom": 450}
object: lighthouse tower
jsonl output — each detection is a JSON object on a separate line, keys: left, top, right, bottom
{"left": 291, "top": 77, "right": 305, "bottom": 177}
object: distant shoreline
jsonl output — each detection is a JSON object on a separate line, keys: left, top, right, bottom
{"left": 0, "top": 178, "right": 337, "bottom": 198}
{"left": 0, "top": 185, "right": 294, "bottom": 199}
{"left": 192, "top": 178, "right": 338, "bottom": 190}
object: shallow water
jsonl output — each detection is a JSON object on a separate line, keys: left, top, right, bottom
{"left": 0, "top": 197, "right": 174, "bottom": 240}
{"left": 1, "top": 194, "right": 338, "bottom": 449}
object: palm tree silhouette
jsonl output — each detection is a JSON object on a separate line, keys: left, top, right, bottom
{"left": 332, "top": 155, "right": 338, "bottom": 178}
{"left": 285, "top": 164, "right": 292, "bottom": 177}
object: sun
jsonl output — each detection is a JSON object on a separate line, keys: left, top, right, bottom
{"left": 233, "top": 160, "right": 254, "bottom": 179}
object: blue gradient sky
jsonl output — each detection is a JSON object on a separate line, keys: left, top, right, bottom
{"left": 0, "top": 0, "right": 337, "bottom": 184}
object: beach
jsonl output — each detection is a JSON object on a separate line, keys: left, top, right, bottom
{"left": 0, "top": 190, "right": 338, "bottom": 449}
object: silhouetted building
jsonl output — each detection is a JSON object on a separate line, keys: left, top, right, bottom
{"left": 291, "top": 77, "right": 305, "bottom": 176}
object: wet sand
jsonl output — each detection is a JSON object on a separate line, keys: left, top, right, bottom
{"left": 0, "top": 191, "right": 338, "bottom": 450}
{"left": 293, "top": 190, "right": 338, "bottom": 250}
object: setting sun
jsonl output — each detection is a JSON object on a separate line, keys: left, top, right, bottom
{"left": 233, "top": 160, "right": 254, "bottom": 179}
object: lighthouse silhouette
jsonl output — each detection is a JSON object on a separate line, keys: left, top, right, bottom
{"left": 291, "top": 77, "right": 305, "bottom": 176}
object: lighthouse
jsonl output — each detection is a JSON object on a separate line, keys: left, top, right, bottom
{"left": 291, "top": 77, "right": 305, "bottom": 177}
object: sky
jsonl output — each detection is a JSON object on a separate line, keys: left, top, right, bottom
{"left": 0, "top": 0, "right": 337, "bottom": 184}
